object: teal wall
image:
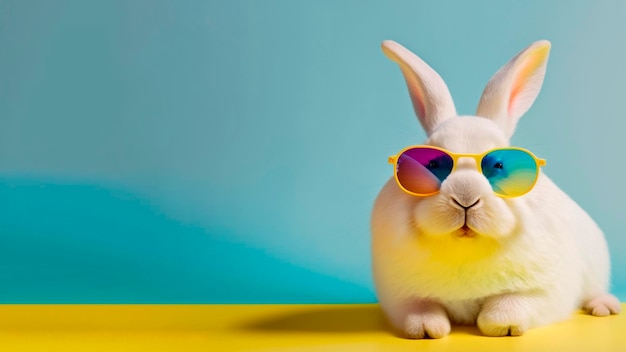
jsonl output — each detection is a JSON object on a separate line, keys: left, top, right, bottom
{"left": 0, "top": 0, "right": 624, "bottom": 302}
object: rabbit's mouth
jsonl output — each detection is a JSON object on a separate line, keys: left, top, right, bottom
{"left": 456, "top": 225, "right": 477, "bottom": 238}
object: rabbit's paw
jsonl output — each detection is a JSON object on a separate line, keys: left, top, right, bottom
{"left": 477, "top": 294, "right": 529, "bottom": 337}
{"left": 584, "top": 294, "right": 621, "bottom": 317}
{"left": 402, "top": 302, "right": 451, "bottom": 339}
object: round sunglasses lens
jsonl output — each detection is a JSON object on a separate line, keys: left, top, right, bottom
{"left": 396, "top": 148, "right": 453, "bottom": 195}
{"left": 481, "top": 149, "right": 538, "bottom": 197}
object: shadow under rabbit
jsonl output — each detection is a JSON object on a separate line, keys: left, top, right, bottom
{"left": 239, "top": 304, "right": 483, "bottom": 337}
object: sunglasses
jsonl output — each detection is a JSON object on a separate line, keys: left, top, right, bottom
{"left": 388, "top": 146, "right": 546, "bottom": 198}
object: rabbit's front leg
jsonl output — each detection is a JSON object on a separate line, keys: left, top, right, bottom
{"left": 388, "top": 299, "right": 451, "bottom": 339}
{"left": 477, "top": 293, "right": 532, "bottom": 336}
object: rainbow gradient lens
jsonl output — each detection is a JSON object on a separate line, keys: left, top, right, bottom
{"left": 395, "top": 147, "right": 454, "bottom": 195}
{"left": 391, "top": 146, "right": 543, "bottom": 197}
{"left": 480, "top": 149, "right": 539, "bottom": 197}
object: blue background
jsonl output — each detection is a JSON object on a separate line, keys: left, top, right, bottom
{"left": 0, "top": 0, "right": 624, "bottom": 303}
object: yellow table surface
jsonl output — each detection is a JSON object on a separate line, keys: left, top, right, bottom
{"left": 0, "top": 304, "right": 623, "bottom": 351}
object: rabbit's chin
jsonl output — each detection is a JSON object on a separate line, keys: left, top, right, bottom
{"left": 412, "top": 194, "right": 518, "bottom": 242}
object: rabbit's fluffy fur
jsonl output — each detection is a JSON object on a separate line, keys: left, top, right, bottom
{"left": 371, "top": 40, "right": 620, "bottom": 338}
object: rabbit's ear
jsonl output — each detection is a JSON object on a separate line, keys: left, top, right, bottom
{"left": 476, "top": 40, "right": 551, "bottom": 139}
{"left": 382, "top": 40, "right": 456, "bottom": 135}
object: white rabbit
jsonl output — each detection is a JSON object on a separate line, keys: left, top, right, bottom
{"left": 371, "top": 40, "right": 621, "bottom": 338}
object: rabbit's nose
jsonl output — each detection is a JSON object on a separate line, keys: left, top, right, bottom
{"left": 451, "top": 196, "right": 481, "bottom": 210}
